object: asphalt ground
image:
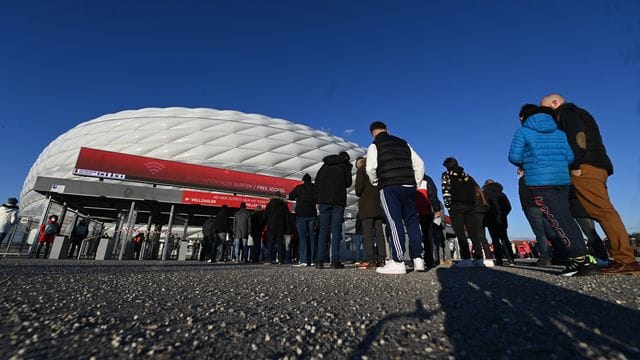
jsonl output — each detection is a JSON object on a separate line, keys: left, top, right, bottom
{"left": 0, "top": 259, "right": 639, "bottom": 360}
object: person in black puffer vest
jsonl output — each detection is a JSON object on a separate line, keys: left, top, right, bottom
{"left": 366, "top": 121, "right": 425, "bottom": 275}
{"left": 314, "top": 152, "right": 353, "bottom": 269}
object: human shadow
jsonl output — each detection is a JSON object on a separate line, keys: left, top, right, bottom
{"left": 350, "top": 299, "right": 436, "bottom": 359}
{"left": 437, "top": 267, "right": 640, "bottom": 359}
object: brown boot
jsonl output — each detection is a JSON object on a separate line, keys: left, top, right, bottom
{"left": 601, "top": 260, "right": 640, "bottom": 275}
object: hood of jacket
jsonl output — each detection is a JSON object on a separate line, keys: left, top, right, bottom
{"left": 523, "top": 113, "right": 557, "bottom": 134}
{"left": 484, "top": 182, "right": 503, "bottom": 192}
{"left": 323, "top": 154, "right": 349, "bottom": 166}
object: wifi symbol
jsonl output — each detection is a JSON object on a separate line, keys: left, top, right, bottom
{"left": 144, "top": 161, "right": 166, "bottom": 175}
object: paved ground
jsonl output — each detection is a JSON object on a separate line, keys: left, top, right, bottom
{"left": 0, "top": 259, "right": 639, "bottom": 359}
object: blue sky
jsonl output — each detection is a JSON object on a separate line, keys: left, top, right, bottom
{"left": 1, "top": 0, "right": 639, "bottom": 238}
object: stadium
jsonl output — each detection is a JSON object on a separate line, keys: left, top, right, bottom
{"left": 13, "top": 107, "right": 367, "bottom": 260}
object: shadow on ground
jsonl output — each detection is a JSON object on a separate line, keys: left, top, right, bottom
{"left": 436, "top": 268, "right": 640, "bottom": 359}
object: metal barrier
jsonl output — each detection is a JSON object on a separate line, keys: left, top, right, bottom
{"left": 1, "top": 217, "right": 37, "bottom": 258}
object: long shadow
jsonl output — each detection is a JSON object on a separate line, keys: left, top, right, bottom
{"left": 350, "top": 299, "right": 436, "bottom": 359}
{"left": 437, "top": 268, "right": 640, "bottom": 359}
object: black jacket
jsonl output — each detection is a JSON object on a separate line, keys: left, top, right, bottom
{"left": 289, "top": 180, "right": 317, "bottom": 217}
{"left": 373, "top": 132, "right": 416, "bottom": 188}
{"left": 355, "top": 167, "right": 384, "bottom": 219}
{"left": 483, "top": 182, "right": 511, "bottom": 228}
{"left": 214, "top": 206, "right": 231, "bottom": 233}
{"left": 441, "top": 166, "right": 478, "bottom": 209}
{"left": 251, "top": 210, "right": 265, "bottom": 237}
{"left": 202, "top": 217, "right": 216, "bottom": 240}
{"left": 315, "top": 154, "right": 353, "bottom": 207}
{"left": 264, "top": 197, "right": 290, "bottom": 236}
{"left": 554, "top": 103, "right": 613, "bottom": 174}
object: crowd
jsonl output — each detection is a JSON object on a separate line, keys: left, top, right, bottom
{"left": 192, "top": 94, "right": 639, "bottom": 277}
{"left": 2, "top": 93, "right": 637, "bottom": 276}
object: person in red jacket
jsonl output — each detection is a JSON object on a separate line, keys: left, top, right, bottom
{"left": 35, "top": 214, "right": 59, "bottom": 259}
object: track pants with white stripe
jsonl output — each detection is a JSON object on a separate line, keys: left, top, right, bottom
{"left": 379, "top": 185, "right": 424, "bottom": 262}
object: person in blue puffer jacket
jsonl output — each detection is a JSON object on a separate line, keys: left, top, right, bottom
{"left": 508, "top": 105, "right": 597, "bottom": 277}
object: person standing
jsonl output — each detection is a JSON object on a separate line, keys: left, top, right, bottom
{"left": 541, "top": 93, "right": 636, "bottom": 274}
{"left": 264, "top": 191, "right": 289, "bottom": 264}
{"left": 250, "top": 205, "right": 265, "bottom": 263}
{"left": 441, "top": 157, "right": 486, "bottom": 267}
{"left": 233, "top": 202, "right": 252, "bottom": 262}
{"left": 214, "top": 205, "right": 232, "bottom": 261}
{"left": 35, "top": 214, "right": 59, "bottom": 259}
{"left": 314, "top": 151, "right": 353, "bottom": 269}
{"left": 483, "top": 180, "right": 516, "bottom": 266}
{"left": 202, "top": 215, "right": 215, "bottom": 262}
{"left": 354, "top": 157, "right": 387, "bottom": 269}
{"left": 517, "top": 168, "right": 563, "bottom": 267}
{"left": 416, "top": 174, "right": 443, "bottom": 269}
{"left": 0, "top": 197, "right": 19, "bottom": 247}
{"left": 366, "top": 121, "right": 425, "bottom": 275}
{"left": 509, "top": 104, "right": 597, "bottom": 276}
{"left": 131, "top": 231, "right": 144, "bottom": 260}
{"left": 288, "top": 173, "right": 317, "bottom": 267}
{"left": 68, "top": 219, "right": 89, "bottom": 259}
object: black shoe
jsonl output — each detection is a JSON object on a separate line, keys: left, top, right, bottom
{"left": 331, "top": 261, "right": 345, "bottom": 269}
{"left": 560, "top": 255, "right": 600, "bottom": 277}
{"left": 315, "top": 262, "right": 324, "bottom": 269}
{"left": 536, "top": 258, "right": 552, "bottom": 267}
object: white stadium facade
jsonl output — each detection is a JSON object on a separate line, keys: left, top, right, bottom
{"left": 21, "top": 107, "right": 366, "bottom": 218}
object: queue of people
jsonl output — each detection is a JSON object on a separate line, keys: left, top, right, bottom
{"left": 3, "top": 93, "right": 636, "bottom": 277}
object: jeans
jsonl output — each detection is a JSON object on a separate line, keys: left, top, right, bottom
{"left": 234, "top": 238, "right": 248, "bottom": 261}
{"left": 432, "top": 224, "right": 450, "bottom": 261}
{"left": 317, "top": 204, "right": 344, "bottom": 263}
{"left": 379, "top": 185, "right": 424, "bottom": 262}
{"left": 296, "top": 216, "right": 316, "bottom": 264}
{"left": 523, "top": 206, "right": 558, "bottom": 260}
{"left": 529, "top": 186, "right": 587, "bottom": 258}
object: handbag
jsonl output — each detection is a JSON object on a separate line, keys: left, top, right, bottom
{"left": 247, "top": 234, "right": 254, "bottom": 246}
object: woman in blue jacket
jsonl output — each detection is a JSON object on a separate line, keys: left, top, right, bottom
{"left": 508, "top": 105, "right": 597, "bottom": 276}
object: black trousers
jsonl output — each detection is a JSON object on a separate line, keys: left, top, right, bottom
{"left": 419, "top": 214, "right": 435, "bottom": 267}
{"left": 362, "top": 217, "right": 386, "bottom": 263}
{"left": 487, "top": 225, "right": 515, "bottom": 263}
{"left": 449, "top": 203, "right": 484, "bottom": 260}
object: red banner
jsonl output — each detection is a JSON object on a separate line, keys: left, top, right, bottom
{"left": 73, "top": 147, "right": 302, "bottom": 196}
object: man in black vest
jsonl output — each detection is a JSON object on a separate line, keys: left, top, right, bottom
{"left": 541, "top": 93, "right": 639, "bottom": 275}
{"left": 366, "top": 121, "right": 425, "bottom": 275}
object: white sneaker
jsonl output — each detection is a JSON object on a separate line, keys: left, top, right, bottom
{"left": 482, "top": 259, "right": 495, "bottom": 268}
{"left": 376, "top": 260, "right": 407, "bottom": 275}
{"left": 453, "top": 259, "right": 475, "bottom": 268}
{"left": 413, "top": 258, "right": 425, "bottom": 272}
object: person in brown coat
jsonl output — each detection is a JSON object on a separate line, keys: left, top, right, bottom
{"left": 355, "top": 157, "right": 386, "bottom": 268}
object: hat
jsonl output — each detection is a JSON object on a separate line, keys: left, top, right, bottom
{"left": 339, "top": 151, "right": 350, "bottom": 161}
{"left": 443, "top": 157, "right": 458, "bottom": 170}
{"left": 7, "top": 197, "right": 18, "bottom": 205}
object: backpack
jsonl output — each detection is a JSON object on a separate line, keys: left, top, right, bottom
{"left": 44, "top": 223, "right": 58, "bottom": 235}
